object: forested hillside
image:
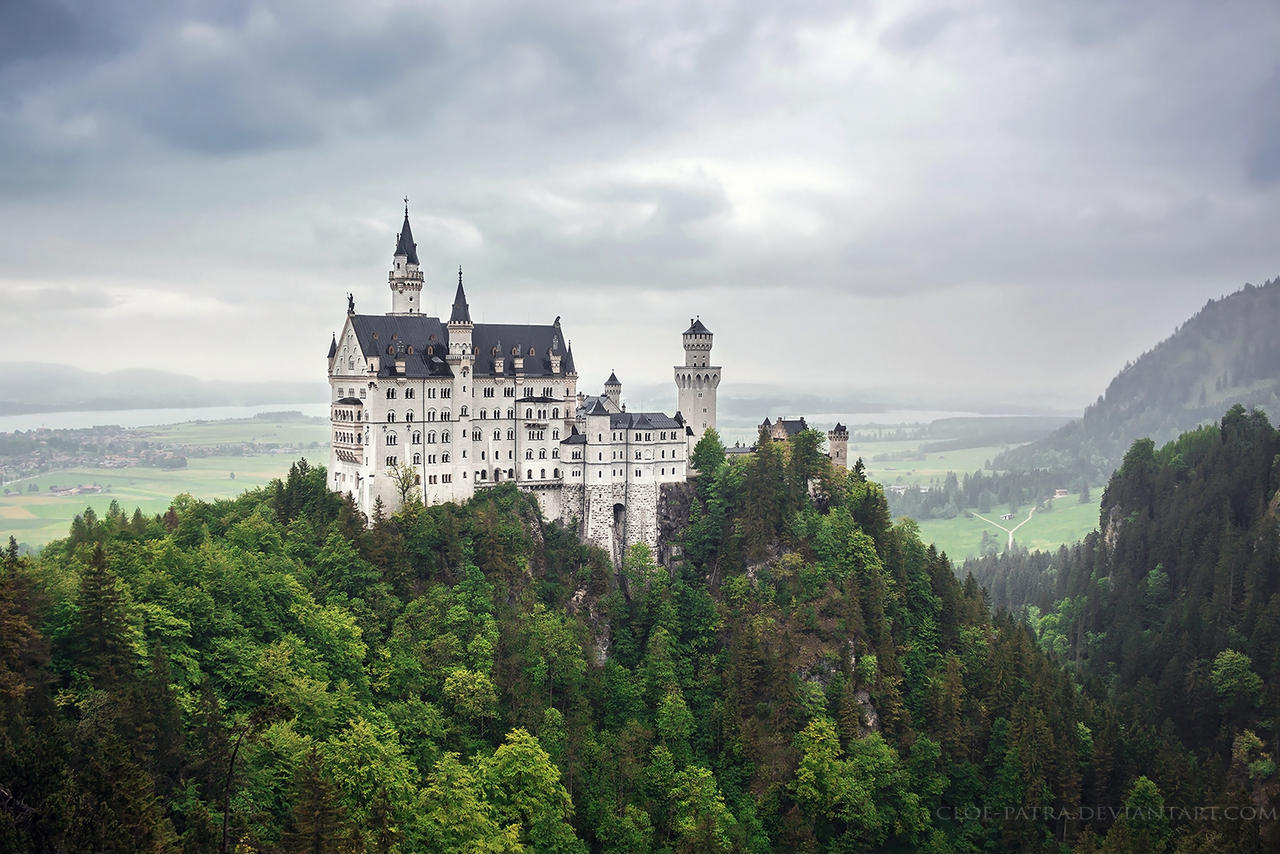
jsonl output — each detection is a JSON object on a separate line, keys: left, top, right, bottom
{"left": 967, "top": 405, "right": 1280, "bottom": 846}
{"left": 995, "top": 278, "right": 1280, "bottom": 481}
{"left": 0, "top": 431, "right": 1271, "bottom": 852}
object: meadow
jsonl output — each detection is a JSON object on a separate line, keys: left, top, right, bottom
{"left": 1, "top": 415, "right": 327, "bottom": 548}
{"left": 843, "top": 426, "right": 1102, "bottom": 562}
{"left": 915, "top": 494, "right": 1103, "bottom": 564}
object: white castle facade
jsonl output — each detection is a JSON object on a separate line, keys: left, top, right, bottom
{"left": 326, "top": 206, "right": 722, "bottom": 560}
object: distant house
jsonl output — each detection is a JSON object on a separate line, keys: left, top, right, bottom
{"left": 725, "top": 441, "right": 756, "bottom": 458}
{"left": 1054, "top": 488, "right": 1069, "bottom": 498}
{"left": 1000, "top": 512, "right": 1015, "bottom": 521}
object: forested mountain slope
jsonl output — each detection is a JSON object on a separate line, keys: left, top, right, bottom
{"left": 967, "top": 405, "right": 1280, "bottom": 843}
{"left": 0, "top": 431, "right": 1271, "bottom": 852}
{"left": 994, "top": 278, "right": 1280, "bottom": 480}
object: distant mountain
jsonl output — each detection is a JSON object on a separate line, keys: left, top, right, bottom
{"left": 994, "top": 277, "right": 1280, "bottom": 479}
{"left": 0, "top": 363, "right": 325, "bottom": 415}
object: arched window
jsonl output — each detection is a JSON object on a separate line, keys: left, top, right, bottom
{"left": 386, "top": 388, "right": 396, "bottom": 399}
{"left": 442, "top": 410, "right": 451, "bottom": 421}
{"left": 413, "top": 453, "right": 421, "bottom": 465}
{"left": 387, "top": 434, "right": 398, "bottom": 446}
{"left": 540, "top": 468, "right": 546, "bottom": 479}
{"left": 442, "top": 452, "right": 451, "bottom": 463}
{"left": 493, "top": 429, "right": 501, "bottom": 440}
{"left": 460, "top": 406, "right": 468, "bottom": 416}
{"left": 413, "top": 432, "right": 421, "bottom": 444}
{"left": 405, "top": 388, "right": 415, "bottom": 399}
{"left": 387, "top": 411, "right": 396, "bottom": 423}
{"left": 426, "top": 409, "right": 436, "bottom": 422}
{"left": 492, "top": 409, "right": 500, "bottom": 419}
{"left": 507, "top": 429, "right": 514, "bottom": 440}
{"left": 539, "top": 449, "right": 547, "bottom": 459}
{"left": 527, "top": 469, "right": 533, "bottom": 479}
{"left": 552, "top": 449, "right": 559, "bottom": 459}
{"left": 507, "top": 408, "right": 514, "bottom": 419}
{"left": 525, "top": 449, "right": 533, "bottom": 460}
{"left": 479, "top": 469, "right": 486, "bottom": 480}
{"left": 406, "top": 410, "right": 414, "bottom": 422}
{"left": 552, "top": 408, "right": 559, "bottom": 419}
{"left": 479, "top": 410, "right": 487, "bottom": 419}
{"left": 553, "top": 468, "right": 559, "bottom": 478}
{"left": 494, "top": 468, "right": 501, "bottom": 481}
{"left": 552, "top": 430, "right": 560, "bottom": 440}
{"left": 441, "top": 431, "right": 450, "bottom": 443}
{"left": 525, "top": 408, "right": 533, "bottom": 419}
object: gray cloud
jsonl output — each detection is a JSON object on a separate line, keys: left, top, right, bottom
{"left": 0, "top": 0, "right": 1277, "bottom": 411}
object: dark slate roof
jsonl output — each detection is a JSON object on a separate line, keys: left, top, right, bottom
{"left": 472, "top": 322, "right": 571, "bottom": 378}
{"left": 610, "top": 411, "right": 682, "bottom": 430}
{"left": 582, "top": 398, "right": 610, "bottom": 416}
{"left": 327, "top": 334, "right": 337, "bottom": 358}
{"left": 605, "top": 371, "right": 620, "bottom": 386}
{"left": 561, "top": 428, "right": 587, "bottom": 445}
{"left": 684, "top": 317, "right": 711, "bottom": 335}
{"left": 449, "top": 268, "right": 472, "bottom": 324}
{"left": 350, "top": 315, "right": 453, "bottom": 378}
{"left": 348, "top": 315, "right": 574, "bottom": 379}
{"left": 778, "top": 417, "right": 809, "bottom": 436}
{"left": 395, "top": 210, "right": 419, "bottom": 264}
{"left": 831, "top": 422, "right": 847, "bottom": 433}
{"left": 337, "top": 397, "right": 362, "bottom": 405}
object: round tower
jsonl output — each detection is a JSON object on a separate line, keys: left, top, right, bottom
{"left": 674, "top": 317, "right": 721, "bottom": 454}
{"left": 828, "top": 423, "right": 848, "bottom": 469}
{"left": 388, "top": 199, "right": 424, "bottom": 314}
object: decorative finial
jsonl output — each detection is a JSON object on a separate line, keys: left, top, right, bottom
{"left": 404, "top": 196, "right": 409, "bottom": 216}
{"left": 459, "top": 265, "right": 463, "bottom": 286}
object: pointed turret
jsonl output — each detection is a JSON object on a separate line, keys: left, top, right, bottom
{"left": 604, "top": 371, "right": 622, "bottom": 410}
{"left": 394, "top": 202, "right": 419, "bottom": 264}
{"left": 389, "top": 198, "right": 425, "bottom": 314}
{"left": 327, "top": 333, "right": 337, "bottom": 359}
{"left": 449, "top": 266, "right": 472, "bottom": 324}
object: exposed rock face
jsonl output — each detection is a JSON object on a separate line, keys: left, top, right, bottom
{"left": 657, "top": 481, "right": 696, "bottom": 570}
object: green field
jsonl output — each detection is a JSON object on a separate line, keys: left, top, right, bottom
{"left": 844, "top": 427, "right": 1101, "bottom": 562}
{"left": 853, "top": 443, "right": 1009, "bottom": 488}
{"left": 140, "top": 415, "right": 329, "bottom": 447}
{"left": 913, "top": 494, "right": 1103, "bottom": 563}
{"left": 1, "top": 415, "right": 329, "bottom": 548}
{"left": 0, "top": 454, "right": 302, "bottom": 547}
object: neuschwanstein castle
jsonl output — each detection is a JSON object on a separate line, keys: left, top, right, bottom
{"left": 326, "top": 205, "right": 722, "bottom": 560}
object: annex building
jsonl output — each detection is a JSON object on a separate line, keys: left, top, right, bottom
{"left": 326, "top": 205, "right": 722, "bottom": 561}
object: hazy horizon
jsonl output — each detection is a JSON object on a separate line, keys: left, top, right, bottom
{"left": 3, "top": 0, "right": 1278, "bottom": 412}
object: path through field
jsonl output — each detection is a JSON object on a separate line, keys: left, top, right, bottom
{"left": 971, "top": 504, "right": 1039, "bottom": 550}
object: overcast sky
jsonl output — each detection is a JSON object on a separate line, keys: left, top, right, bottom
{"left": 2, "top": 0, "right": 1278, "bottom": 413}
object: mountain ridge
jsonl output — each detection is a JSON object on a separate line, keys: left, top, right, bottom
{"left": 0, "top": 362, "right": 324, "bottom": 415}
{"left": 993, "top": 276, "right": 1280, "bottom": 479}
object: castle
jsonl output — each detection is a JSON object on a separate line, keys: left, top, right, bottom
{"left": 326, "top": 204, "right": 721, "bottom": 561}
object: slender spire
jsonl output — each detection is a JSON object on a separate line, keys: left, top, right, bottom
{"left": 394, "top": 199, "right": 419, "bottom": 265}
{"left": 327, "top": 333, "right": 337, "bottom": 359}
{"left": 449, "top": 265, "right": 472, "bottom": 323}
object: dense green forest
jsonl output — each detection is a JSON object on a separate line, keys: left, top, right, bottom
{"left": 994, "top": 278, "right": 1280, "bottom": 482}
{"left": 0, "top": 426, "right": 1273, "bottom": 851}
{"left": 966, "top": 405, "right": 1280, "bottom": 847}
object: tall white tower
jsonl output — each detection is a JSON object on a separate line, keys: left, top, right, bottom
{"left": 388, "top": 200, "right": 424, "bottom": 314}
{"left": 674, "top": 317, "right": 720, "bottom": 456}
